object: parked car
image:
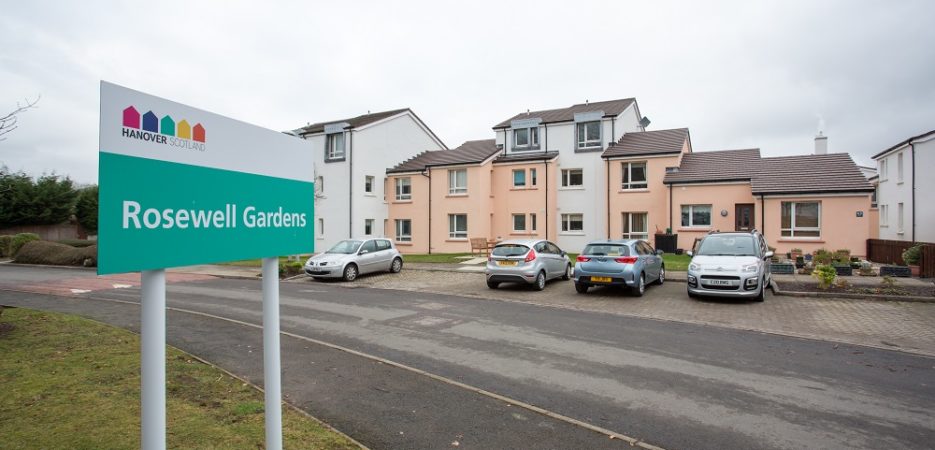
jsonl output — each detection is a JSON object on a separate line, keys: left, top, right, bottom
{"left": 485, "top": 239, "right": 571, "bottom": 290}
{"left": 573, "top": 239, "right": 665, "bottom": 296}
{"left": 686, "top": 230, "right": 772, "bottom": 301}
{"left": 305, "top": 238, "right": 403, "bottom": 281}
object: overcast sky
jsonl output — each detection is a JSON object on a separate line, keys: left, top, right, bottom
{"left": 1, "top": 0, "right": 933, "bottom": 183}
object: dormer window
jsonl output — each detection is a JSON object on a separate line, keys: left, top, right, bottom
{"left": 326, "top": 132, "right": 345, "bottom": 160}
{"left": 512, "top": 127, "right": 539, "bottom": 150}
{"left": 576, "top": 121, "right": 601, "bottom": 149}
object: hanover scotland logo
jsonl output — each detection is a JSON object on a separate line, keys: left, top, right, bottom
{"left": 121, "top": 106, "right": 206, "bottom": 151}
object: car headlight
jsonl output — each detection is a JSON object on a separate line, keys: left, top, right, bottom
{"left": 742, "top": 264, "right": 758, "bottom": 273}
{"left": 689, "top": 262, "right": 700, "bottom": 271}
{"left": 305, "top": 258, "right": 315, "bottom": 265}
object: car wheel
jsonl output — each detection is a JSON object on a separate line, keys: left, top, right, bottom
{"left": 575, "top": 282, "right": 589, "bottom": 294}
{"left": 486, "top": 280, "right": 499, "bottom": 289}
{"left": 342, "top": 264, "right": 358, "bottom": 282}
{"left": 633, "top": 273, "right": 646, "bottom": 297}
{"left": 562, "top": 264, "right": 571, "bottom": 281}
{"left": 754, "top": 277, "right": 765, "bottom": 302}
{"left": 390, "top": 257, "right": 403, "bottom": 273}
{"left": 534, "top": 271, "right": 546, "bottom": 291}
{"left": 656, "top": 266, "right": 665, "bottom": 285}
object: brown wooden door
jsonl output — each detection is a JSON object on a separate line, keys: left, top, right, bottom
{"left": 735, "top": 204, "right": 755, "bottom": 231}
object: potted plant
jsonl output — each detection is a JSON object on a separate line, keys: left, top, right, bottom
{"left": 813, "top": 248, "right": 833, "bottom": 265}
{"left": 794, "top": 256, "right": 805, "bottom": 269}
{"left": 901, "top": 244, "right": 923, "bottom": 277}
{"left": 790, "top": 248, "right": 803, "bottom": 260}
{"left": 812, "top": 264, "right": 837, "bottom": 289}
{"left": 833, "top": 249, "right": 851, "bottom": 264}
{"left": 858, "top": 261, "right": 875, "bottom": 276}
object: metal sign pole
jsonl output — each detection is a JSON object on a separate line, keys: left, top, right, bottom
{"left": 261, "top": 257, "right": 283, "bottom": 450}
{"left": 141, "top": 269, "right": 166, "bottom": 450}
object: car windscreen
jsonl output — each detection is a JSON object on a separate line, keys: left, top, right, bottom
{"left": 492, "top": 244, "right": 530, "bottom": 257}
{"left": 697, "top": 235, "right": 756, "bottom": 256}
{"left": 327, "top": 240, "right": 363, "bottom": 254}
{"left": 582, "top": 244, "right": 629, "bottom": 256}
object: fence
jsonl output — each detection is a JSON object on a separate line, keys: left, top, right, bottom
{"left": 0, "top": 222, "right": 89, "bottom": 241}
{"left": 866, "top": 239, "right": 934, "bottom": 278}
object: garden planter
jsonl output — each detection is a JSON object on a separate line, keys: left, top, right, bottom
{"left": 770, "top": 263, "right": 794, "bottom": 274}
{"left": 654, "top": 234, "right": 678, "bottom": 254}
{"left": 832, "top": 264, "right": 852, "bottom": 276}
{"left": 880, "top": 265, "right": 911, "bottom": 277}
{"left": 795, "top": 256, "right": 805, "bottom": 269}
{"left": 909, "top": 265, "right": 920, "bottom": 277}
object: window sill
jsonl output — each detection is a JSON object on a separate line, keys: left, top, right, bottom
{"left": 363, "top": 193, "right": 375, "bottom": 197}
{"left": 510, "top": 187, "right": 538, "bottom": 191}
{"left": 677, "top": 227, "right": 712, "bottom": 232}
{"left": 392, "top": 200, "right": 413, "bottom": 204}
{"left": 897, "top": 181, "right": 904, "bottom": 185}
{"left": 324, "top": 157, "right": 346, "bottom": 163}
{"left": 898, "top": 231, "right": 905, "bottom": 235}
{"left": 559, "top": 186, "right": 585, "bottom": 191}
{"left": 778, "top": 238, "right": 825, "bottom": 243}
{"left": 575, "top": 146, "right": 603, "bottom": 153}
{"left": 510, "top": 231, "right": 535, "bottom": 236}
{"left": 618, "top": 188, "right": 650, "bottom": 193}
{"left": 446, "top": 193, "right": 469, "bottom": 198}
{"left": 446, "top": 238, "right": 468, "bottom": 242}
{"left": 560, "top": 232, "right": 586, "bottom": 236}
{"left": 317, "top": 236, "right": 325, "bottom": 240}
{"left": 395, "top": 241, "right": 413, "bottom": 246}
{"left": 511, "top": 146, "right": 542, "bottom": 152}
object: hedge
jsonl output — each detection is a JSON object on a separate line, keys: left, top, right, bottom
{"left": 0, "top": 235, "right": 12, "bottom": 257}
{"left": 11, "top": 233, "right": 40, "bottom": 256}
{"left": 13, "top": 241, "right": 98, "bottom": 267}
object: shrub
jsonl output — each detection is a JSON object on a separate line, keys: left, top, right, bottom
{"left": 833, "top": 249, "right": 851, "bottom": 263}
{"left": 55, "top": 239, "right": 97, "bottom": 248}
{"left": 880, "top": 275, "right": 897, "bottom": 289}
{"left": 812, "top": 264, "right": 836, "bottom": 289}
{"left": 11, "top": 233, "right": 40, "bottom": 256}
{"left": 0, "top": 235, "right": 12, "bottom": 257}
{"left": 902, "top": 244, "right": 923, "bottom": 266}
{"left": 74, "top": 185, "right": 99, "bottom": 233}
{"left": 278, "top": 261, "right": 303, "bottom": 278}
{"left": 813, "top": 248, "right": 833, "bottom": 265}
{"left": 13, "top": 241, "right": 97, "bottom": 266}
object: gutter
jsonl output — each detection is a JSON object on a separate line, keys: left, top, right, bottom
{"left": 544, "top": 160, "right": 549, "bottom": 240}
{"left": 606, "top": 157, "right": 611, "bottom": 239}
{"left": 419, "top": 169, "right": 432, "bottom": 254}
{"left": 911, "top": 141, "right": 916, "bottom": 242}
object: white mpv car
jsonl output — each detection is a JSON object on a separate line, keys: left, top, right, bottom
{"left": 686, "top": 231, "right": 772, "bottom": 302}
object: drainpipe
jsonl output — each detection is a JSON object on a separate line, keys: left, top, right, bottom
{"left": 760, "top": 194, "right": 765, "bottom": 238}
{"left": 668, "top": 184, "right": 673, "bottom": 231}
{"left": 544, "top": 159, "right": 549, "bottom": 240}
{"left": 911, "top": 142, "right": 916, "bottom": 242}
{"left": 606, "top": 158, "right": 611, "bottom": 239}
{"left": 420, "top": 169, "right": 432, "bottom": 254}
{"left": 348, "top": 130, "right": 353, "bottom": 239}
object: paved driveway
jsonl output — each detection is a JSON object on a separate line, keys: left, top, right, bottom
{"left": 316, "top": 268, "right": 935, "bottom": 357}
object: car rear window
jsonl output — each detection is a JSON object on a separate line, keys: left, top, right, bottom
{"left": 582, "top": 244, "right": 629, "bottom": 256}
{"left": 492, "top": 244, "right": 530, "bottom": 257}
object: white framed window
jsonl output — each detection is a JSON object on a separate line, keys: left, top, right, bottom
{"left": 512, "top": 213, "right": 526, "bottom": 232}
{"left": 316, "top": 175, "right": 324, "bottom": 194}
{"left": 512, "top": 169, "right": 526, "bottom": 187}
{"left": 395, "top": 177, "right": 411, "bottom": 200}
{"left": 448, "top": 169, "right": 467, "bottom": 194}
{"left": 512, "top": 127, "right": 539, "bottom": 150}
{"left": 780, "top": 201, "right": 821, "bottom": 237}
{"left": 326, "top": 133, "right": 345, "bottom": 160}
{"left": 448, "top": 214, "right": 467, "bottom": 239}
{"left": 561, "top": 169, "right": 583, "bottom": 187}
{"left": 880, "top": 204, "right": 889, "bottom": 227}
{"left": 681, "top": 205, "right": 712, "bottom": 227}
{"left": 871, "top": 186, "right": 878, "bottom": 208}
{"left": 621, "top": 162, "right": 648, "bottom": 189}
{"left": 622, "top": 212, "right": 649, "bottom": 240}
{"left": 318, "top": 218, "right": 324, "bottom": 237}
{"left": 364, "top": 176, "right": 374, "bottom": 194}
{"left": 898, "top": 202, "right": 904, "bottom": 233}
{"left": 880, "top": 158, "right": 888, "bottom": 181}
{"left": 530, "top": 168, "right": 537, "bottom": 186}
{"left": 395, "top": 219, "right": 411, "bottom": 242}
{"left": 576, "top": 121, "right": 601, "bottom": 149}
{"left": 561, "top": 213, "right": 584, "bottom": 233}
{"left": 364, "top": 219, "right": 374, "bottom": 235}
{"left": 897, "top": 152, "right": 904, "bottom": 183}
{"left": 530, "top": 213, "right": 537, "bottom": 231}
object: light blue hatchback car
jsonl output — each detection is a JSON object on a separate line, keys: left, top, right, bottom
{"left": 573, "top": 239, "right": 665, "bottom": 296}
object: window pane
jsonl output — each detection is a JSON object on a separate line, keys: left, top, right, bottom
{"left": 570, "top": 170, "right": 582, "bottom": 186}
{"left": 692, "top": 205, "right": 711, "bottom": 226}
{"left": 513, "top": 214, "right": 525, "bottom": 231}
{"left": 570, "top": 214, "right": 583, "bottom": 231}
{"left": 530, "top": 127, "right": 538, "bottom": 146}
{"left": 514, "top": 128, "right": 528, "bottom": 146}
{"left": 781, "top": 202, "right": 792, "bottom": 229}
{"left": 632, "top": 213, "right": 647, "bottom": 233}
{"left": 631, "top": 163, "right": 647, "bottom": 183}
{"left": 622, "top": 213, "right": 630, "bottom": 234}
{"left": 795, "top": 202, "right": 819, "bottom": 228}
{"left": 622, "top": 163, "right": 630, "bottom": 184}
{"left": 681, "top": 206, "right": 690, "bottom": 227}
{"left": 513, "top": 169, "right": 525, "bottom": 186}
{"left": 530, "top": 168, "right": 537, "bottom": 185}
{"left": 795, "top": 230, "right": 820, "bottom": 237}
{"left": 531, "top": 213, "right": 537, "bottom": 230}
{"left": 458, "top": 170, "right": 466, "bottom": 186}
{"left": 576, "top": 123, "right": 585, "bottom": 143}
{"left": 586, "top": 122, "right": 600, "bottom": 141}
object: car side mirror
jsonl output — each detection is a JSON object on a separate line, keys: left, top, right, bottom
{"left": 561, "top": 251, "right": 567, "bottom": 257}
{"left": 764, "top": 251, "right": 774, "bottom": 259}
{"left": 359, "top": 250, "right": 369, "bottom": 255}
{"left": 655, "top": 249, "right": 664, "bottom": 256}
{"left": 686, "top": 251, "right": 693, "bottom": 257}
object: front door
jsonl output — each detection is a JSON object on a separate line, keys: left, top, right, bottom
{"left": 735, "top": 204, "right": 755, "bottom": 231}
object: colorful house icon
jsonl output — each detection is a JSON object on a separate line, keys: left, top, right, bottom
{"left": 160, "top": 115, "right": 175, "bottom": 137}
{"left": 123, "top": 106, "right": 140, "bottom": 129}
{"left": 193, "top": 123, "right": 205, "bottom": 143}
{"left": 142, "top": 111, "right": 158, "bottom": 133}
{"left": 177, "top": 120, "right": 191, "bottom": 139}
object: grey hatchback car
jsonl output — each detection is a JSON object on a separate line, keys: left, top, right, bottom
{"left": 304, "top": 238, "right": 403, "bottom": 281}
{"left": 485, "top": 239, "right": 571, "bottom": 290}
{"left": 573, "top": 239, "right": 665, "bottom": 296}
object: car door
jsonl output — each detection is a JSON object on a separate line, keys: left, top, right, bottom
{"left": 376, "top": 239, "right": 394, "bottom": 271}
{"left": 534, "top": 242, "right": 555, "bottom": 277}
{"left": 639, "top": 241, "right": 660, "bottom": 280}
{"left": 548, "top": 242, "right": 566, "bottom": 276}
{"left": 357, "top": 240, "right": 378, "bottom": 274}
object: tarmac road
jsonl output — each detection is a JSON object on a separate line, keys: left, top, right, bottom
{"left": 2, "top": 264, "right": 934, "bottom": 449}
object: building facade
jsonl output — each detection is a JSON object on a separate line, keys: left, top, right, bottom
{"left": 294, "top": 109, "right": 446, "bottom": 251}
{"left": 873, "top": 129, "right": 935, "bottom": 243}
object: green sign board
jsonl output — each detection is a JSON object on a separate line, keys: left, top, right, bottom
{"left": 98, "top": 82, "right": 314, "bottom": 274}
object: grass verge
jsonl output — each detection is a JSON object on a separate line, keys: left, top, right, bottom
{"left": 662, "top": 253, "right": 691, "bottom": 271}
{"left": 401, "top": 253, "right": 474, "bottom": 263}
{"left": 0, "top": 307, "right": 357, "bottom": 450}
{"left": 220, "top": 255, "right": 309, "bottom": 268}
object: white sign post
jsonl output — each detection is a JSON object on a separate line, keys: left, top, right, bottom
{"left": 98, "top": 81, "right": 315, "bottom": 450}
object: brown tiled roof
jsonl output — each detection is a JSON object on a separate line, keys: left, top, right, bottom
{"left": 386, "top": 140, "right": 500, "bottom": 174}
{"left": 493, "top": 151, "right": 560, "bottom": 164}
{"left": 872, "top": 128, "right": 935, "bottom": 159}
{"left": 296, "top": 108, "right": 410, "bottom": 135}
{"left": 751, "top": 153, "right": 874, "bottom": 195}
{"left": 663, "top": 149, "right": 761, "bottom": 184}
{"left": 493, "top": 98, "right": 636, "bottom": 129}
{"left": 602, "top": 128, "right": 689, "bottom": 158}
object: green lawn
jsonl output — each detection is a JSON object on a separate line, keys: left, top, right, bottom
{"left": 402, "top": 253, "right": 475, "bottom": 263}
{"left": 0, "top": 307, "right": 357, "bottom": 450}
{"left": 220, "top": 255, "right": 310, "bottom": 268}
{"left": 662, "top": 253, "right": 691, "bottom": 271}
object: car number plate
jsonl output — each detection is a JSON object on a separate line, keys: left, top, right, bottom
{"left": 591, "top": 276, "right": 612, "bottom": 283}
{"left": 706, "top": 279, "right": 732, "bottom": 286}
{"left": 498, "top": 260, "right": 518, "bottom": 266}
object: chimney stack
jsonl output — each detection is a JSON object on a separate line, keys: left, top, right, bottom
{"left": 814, "top": 132, "right": 828, "bottom": 155}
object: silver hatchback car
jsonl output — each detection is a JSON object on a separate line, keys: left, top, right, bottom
{"left": 485, "top": 239, "right": 571, "bottom": 290}
{"left": 573, "top": 239, "right": 665, "bottom": 296}
{"left": 305, "top": 238, "right": 403, "bottom": 281}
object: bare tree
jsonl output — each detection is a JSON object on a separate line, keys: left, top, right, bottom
{"left": 0, "top": 95, "right": 40, "bottom": 142}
